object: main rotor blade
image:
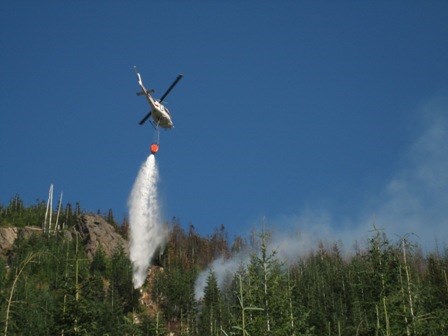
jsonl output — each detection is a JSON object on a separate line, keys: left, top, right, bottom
{"left": 159, "top": 74, "right": 183, "bottom": 103}
{"left": 139, "top": 112, "right": 152, "bottom": 125}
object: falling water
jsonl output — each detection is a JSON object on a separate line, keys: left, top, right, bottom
{"left": 128, "top": 154, "right": 166, "bottom": 288}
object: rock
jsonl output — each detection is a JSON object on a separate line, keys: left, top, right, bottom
{"left": 20, "top": 226, "right": 43, "bottom": 240}
{"left": 75, "top": 214, "right": 128, "bottom": 259}
{"left": 0, "top": 227, "right": 19, "bottom": 252}
{"left": 0, "top": 215, "right": 127, "bottom": 261}
{"left": 0, "top": 226, "right": 43, "bottom": 255}
{"left": 140, "top": 265, "right": 164, "bottom": 318}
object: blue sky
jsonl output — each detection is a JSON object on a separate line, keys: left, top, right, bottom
{"left": 1, "top": 1, "right": 447, "bottom": 249}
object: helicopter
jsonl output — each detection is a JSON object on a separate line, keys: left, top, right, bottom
{"left": 134, "top": 66, "right": 183, "bottom": 154}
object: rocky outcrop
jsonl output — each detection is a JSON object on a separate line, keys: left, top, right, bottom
{"left": 140, "top": 265, "right": 164, "bottom": 317}
{"left": 0, "top": 214, "right": 127, "bottom": 260}
{"left": 0, "top": 226, "right": 43, "bottom": 254}
{"left": 75, "top": 214, "right": 128, "bottom": 259}
{"left": 0, "top": 227, "right": 18, "bottom": 252}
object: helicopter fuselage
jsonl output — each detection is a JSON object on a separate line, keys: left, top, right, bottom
{"left": 145, "top": 95, "right": 174, "bottom": 129}
{"left": 135, "top": 67, "right": 181, "bottom": 130}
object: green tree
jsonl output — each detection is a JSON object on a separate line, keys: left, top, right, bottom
{"left": 198, "top": 270, "right": 222, "bottom": 336}
{"left": 109, "top": 246, "right": 139, "bottom": 313}
{"left": 243, "top": 231, "right": 296, "bottom": 335}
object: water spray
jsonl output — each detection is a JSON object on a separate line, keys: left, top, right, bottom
{"left": 128, "top": 154, "right": 167, "bottom": 288}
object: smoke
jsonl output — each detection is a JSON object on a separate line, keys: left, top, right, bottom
{"left": 194, "top": 228, "right": 322, "bottom": 300}
{"left": 275, "top": 95, "right": 448, "bottom": 251}
{"left": 195, "top": 252, "right": 249, "bottom": 301}
{"left": 128, "top": 154, "right": 167, "bottom": 289}
{"left": 195, "top": 94, "right": 448, "bottom": 299}
{"left": 370, "top": 96, "right": 448, "bottom": 248}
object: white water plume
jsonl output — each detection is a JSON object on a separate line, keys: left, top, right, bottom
{"left": 128, "top": 154, "right": 167, "bottom": 289}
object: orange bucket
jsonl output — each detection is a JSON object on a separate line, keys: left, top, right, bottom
{"left": 150, "top": 143, "right": 159, "bottom": 154}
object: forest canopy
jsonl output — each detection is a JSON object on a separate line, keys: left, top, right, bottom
{"left": 0, "top": 195, "right": 447, "bottom": 335}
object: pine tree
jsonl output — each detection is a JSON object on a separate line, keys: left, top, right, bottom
{"left": 244, "top": 231, "right": 290, "bottom": 335}
{"left": 199, "top": 270, "right": 222, "bottom": 336}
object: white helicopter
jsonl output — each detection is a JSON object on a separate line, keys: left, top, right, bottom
{"left": 134, "top": 66, "right": 183, "bottom": 153}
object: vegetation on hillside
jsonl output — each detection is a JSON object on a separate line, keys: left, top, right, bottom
{"left": 1, "top": 195, "right": 447, "bottom": 335}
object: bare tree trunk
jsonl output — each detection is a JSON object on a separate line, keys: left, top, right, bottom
{"left": 399, "top": 266, "right": 411, "bottom": 336}
{"left": 402, "top": 239, "right": 416, "bottom": 335}
{"left": 43, "top": 184, "right": 53, "bottom": 232}
{"left": 235, "top": 274, "right": 263, "bottom": 336}
{"left": 48, "top": 185, "right": 53, "bottom": 234}
{"left": 4, "top": 252, "right": 41, "bottom": 336}
{"left": 263, "top": 259, "right": 271, "bottom": 333}
{"left": 375, "top": 234, "right": 390, "bottom": 336}
{"left": 238, "top": 275, "right": 247, "bottom": 336}
{"left": 383, "top": 296, "right": 390, "bottom": 336}
{"left": 54, "top": 191, "right": 63, "bottom": 233}
{"left": 287, "top": 269, "right": 296, "bottom": 334}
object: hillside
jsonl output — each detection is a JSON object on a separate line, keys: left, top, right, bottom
{"left": 0, "top": 196, "right": 447, "bottom": 335}
{"left": 0, "top": 214, "right": 126, "bottom": 260}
